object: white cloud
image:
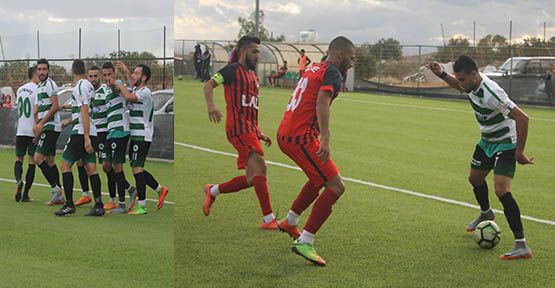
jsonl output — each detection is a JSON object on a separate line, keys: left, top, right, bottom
{"left": 48, "top": 16, "right": 67, "bottom": 23}
{"left": 99, "top": 18, "right": 125, "bottom": 24}
{"left": 265, "top": 2, "right": 301, "bottom": 15}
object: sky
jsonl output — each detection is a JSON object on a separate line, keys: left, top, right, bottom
{"left": 175, "top": 0, "right": 555, "bottom": 45}
{"left": 0, "top": 0, "right": 173, "bottom": 60}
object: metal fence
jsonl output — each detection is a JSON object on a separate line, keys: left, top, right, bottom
{"left": 176, "top": 39, "right": 555, "bottom": 107}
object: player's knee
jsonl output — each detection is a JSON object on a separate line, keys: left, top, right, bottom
{"left": 60, "top": 161, "right": 71, "bottom": 172}
{"left": 132, "top": 167, "right": 143, "bottom": 174}
{"left": 494, "top": 185, "right": 509, "bottom": 198}
{"left": 102, "top": 163, "right": 111, "bottom": 173}
{"left": 85, "top": 165, "right": 97, "bottom": 176}
{"left": 327, "top": 176, "right": 345, "bottom": 195}
{"left": 468, "top": 176, "right": 483, "bottom": 187}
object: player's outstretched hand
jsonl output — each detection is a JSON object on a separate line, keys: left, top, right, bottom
{"left": 316, "top": 141, "right": 330, "bottom": 162}
{"left": 116, "top": 61, "right": 129, "bottom": 73}
{"left": 427, "top": 62, "right": 442, "bottom": 77}
{"left": 259, "top": 133, "right": 272, "bottom": 147}
{"left": 516, "top": 152, "right": 535, "bottom": 165}
{"left": 208, "top": 106, "right": 222, "bottom": 123}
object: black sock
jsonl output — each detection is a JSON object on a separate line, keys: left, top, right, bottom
{"left": 107, "top": 170, "right": 116, "bottom": 198}
{"left": 143, "top": 170, "right": 160, "bottom": 191}
{"left": 23, "top": 164, "right": 36, "bottom": 196}
{"left": 62, "top": 171, "right": 74, "bottom": 206}
{"left": 14, "top": 161, "right": 23, "bottom": 182}
{"left": 77, "top": 165, "right": 89, "bottom": 192}
{"left": 89, "top": 174, "right": 103, "bottom": 206}
{"left": 499, "top": 192, "right": 524, "bottom": 239}
{"left": 114, "top": 172, "right": 127, "bottom": 202}
{"left": 472, "top": 182, "right": 490, "bottom": 212}
{"left": 38, "top": 162, "right": 56, "bottom": 188}
{"left": 133, "top": 172, "right": 146, "bottom": 201}
{"left": 50, "top": 164, "right": 61, "bottom": 188}
{"left": 122, "top": 172, "right": 131, "bottom": 190}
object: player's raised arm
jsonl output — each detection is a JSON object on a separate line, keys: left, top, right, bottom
{"left": 203, "top": 78, "right": 222, "bottom": 123}
{"left": 116, "top": 61, "right": 132, "bottom": 86}
{"left": 118, "top": 83, "right": 139, "bottom": 102}
{"left": 427, "top": 62, "right": 464, "bottom": 92}
{"left": 508, "top": 107, "right": 534, "bottom": 165}
{"left": 316, "top": 90, "right": 332, "bottom": 161}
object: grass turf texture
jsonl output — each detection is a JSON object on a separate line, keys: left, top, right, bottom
{"left": 0, "top": 149, "right": 174, "bottom": 287}
{"left": 175, "top": 77, "right": 555, "bottom": 287}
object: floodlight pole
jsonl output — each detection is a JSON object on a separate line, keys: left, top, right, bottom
{"left": 255, "top": 0, "right": 260, "bottom": 38}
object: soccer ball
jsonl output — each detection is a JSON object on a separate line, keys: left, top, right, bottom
{"left": 474, "top": 220, "right": 501, "bottom": 249}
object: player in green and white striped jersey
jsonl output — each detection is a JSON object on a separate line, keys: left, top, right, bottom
{"left": 101, "top": 61, "right": 136, "bottom": 214}
{"left": 429, "top": 55, "right": 534, "bottom": 260}
{"left": 14, "top": 66, "right": 39, "bottom": 202}
{"left": 32, "top": 58, "right": 65, "bottom": 206}
{"left": 55, "top": 60, "right": 105, "bottom": 217}
{"left": 116, "top": 61, "right": 168, "bottom": 215}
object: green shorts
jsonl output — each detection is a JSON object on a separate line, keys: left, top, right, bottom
{"left": 129, "top": 140, "right": 151, "bottom": 168}
{"left": 62, "top": 134, "right": 97, "bottom": 165}
{"left": 94, "top": 132, "right": 108, "bottom": 163}
{"left": 470, "top": 144, "right": 516, "bottom": 178}
{"left": 35, "top": 131, "right": 60, "bottom": 156}
{"left": 15, "top": 136, "right": 36, "bottom": 157}
{"left": 105, "top": 136, "right": 129, "bottom": 164}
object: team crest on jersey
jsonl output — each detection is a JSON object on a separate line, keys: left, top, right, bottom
{"left": 40, "top": 133, "right": 46, "bottom": 139}
{"left": 241, "top": 94, "right": 259, "bottom": 109}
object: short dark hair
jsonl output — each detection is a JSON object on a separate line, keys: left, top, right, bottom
{"left": 236, "top": 35, "right": 260, "bottom": 50}
{"left": 89, "top": 65, "right": 100, "bottom": 71}
{"left": 137, "top": 64, "right": 151, "bottom": 83}
{"left": 28, "top": 66, "right": 37, "bottom": 80}
{"left": 37, "top": 58, "right": 49, "bottom": 69}
{"left": 102, "top": 62, "right": 115, "bottom": 71}
{"left": 300, "top": 49, "right": 305, "bottom": 53}
{"left": 328, "top": 36, "right": 355, "bottom": 54}
{"left": 453, "top": 55, "right": 479, "bottom": 74}
{"left": 72, "top": 59, "right": 86, "bottom": 75}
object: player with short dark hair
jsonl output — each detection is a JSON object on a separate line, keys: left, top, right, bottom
{"left": 14, "top": 66, "right": 39, "bottom": 202}
{"left": 297, "top": 49, "right": 312, "bottom": 78}
{"left": 201, "top": 35, "right": 278, "bottom": 229}
{"left": 276, "top": 36, "right": 356, "bottom": 266}
{"left": 428, "top": 55, "right": 533, "bottom": 260}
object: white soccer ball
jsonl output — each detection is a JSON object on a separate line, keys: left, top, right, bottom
{"left": 474, "top": 220, "right": 501, "bottom": 249}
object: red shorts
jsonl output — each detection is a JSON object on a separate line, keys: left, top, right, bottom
{"left": 278, "top": 137, "right": 339, "bottom": 187}
{"left": 228, "top": 133, "right": 264, "bottom": 170}
{"left": 299, "top": 70, "right": 305, "bottom": 78}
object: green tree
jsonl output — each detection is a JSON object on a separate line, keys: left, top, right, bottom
{"left": 436, "top": 36, "right": 472, "bottom": 63}
{"left": 237, "top": 10, "right": 285, "bottom": 42}
{"left": 354, "top": 43, "right": 377, "bottom": 79}
{"left": 370, "top": 38, "right": 403, "bottom": 60}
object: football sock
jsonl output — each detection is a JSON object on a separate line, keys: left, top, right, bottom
{"left": 89, "top": 174, "right": 102, "bottom": 205}
{"left": 23, "top": 164, "right": 35, "bottom": 196}
{"left": 62, "top": 171, "right": 74, "bottom": 205}
{"left": 50, "top": 164, "right": 61, "bottom": 188}
{"left": 304, "top": 188, "right": 340, "bottom": 235}
{"left": 291, "top": 181, "right": 321, "bottom": 215}
{"left": 133, "top": 172, "right": 146, "bottom": 201}
{"left": 252, "top": 176, "right": 273, "bottom": 216}
{"left": 218, "top": 176, "right": 250, "bottom": 194}
{"left": 143, "top": 170, "right": 160, "bottom": 191}
{"left": 77, "top": 165, "right": 89, "bottom": 194}
{"left": 262, "top": 213, "right": 275, "bottom": 224}
{"left": 298, "top": 230, "right": 315, "bottom": 244}
{"left": 14, "top": 160, "right": 23, "bottom": 183}
{"left": 499, "top": 192, "right": 524, "bottom": 240}
{"left": 38, "top": 162, "right": 56, "bottom": 188}
{"left": 107, "top": 170, "right": 117, "bottom": 199}
{"left": 286, "top": 210, "right": 300, "bottom": 226}
{"left": 114, "top": 172, "right": 127, "bottom": 203}
{"left": 472, "top": 181, "right": 490, "bottom": 212}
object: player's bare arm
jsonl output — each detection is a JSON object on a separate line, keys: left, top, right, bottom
{"left": 508, "top": 106, "right": 534, "bottom": 165}
{"left": 116, "top": 61, "right": 132, "bottom": 86}
{"left": 81, "top": 104, "right": 94, "bottom": 154}
{"left": 316, "top": 90, "right": 332, "bottom": 161}
{"left": 203, "top": 79, "right": 222, "bottom": 123}
{"left": 427, "top": 62, "right": 465, "bottom": 92}
{"left": 117, "top": 83, "right": 139, "bottom": 102}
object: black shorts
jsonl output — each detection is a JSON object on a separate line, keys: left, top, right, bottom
{"left": 129, "top": 140, "right": 151, "bottom": 168}
{"left": 15, "top": 136, "right": 36, "bottom": 157}
{"left": 470, "top": 145, "right": 516, "bottom": 178}
{"left": 35, "top": 131, "right": 60, "bottom": 156}
{"left": 62, "top": 134, "right": 97, "bottom": 165}
{"left": 106, "top": 136, "right": 129, "bottom": 164}
{"left": 93, "top": 132, "right": 108, "bottom": 163}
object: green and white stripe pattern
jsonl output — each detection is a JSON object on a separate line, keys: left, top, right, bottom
{"left": 106, "top": 86, "right": 129, "bottom": 134}
{"left": 129, "top": 86, "right": 154, "bottom": 142}
{"left": 468, "top": 74, "right": 517, "bottom": 144}
{"left": 70, "top": 79, "right": 97, "bottom": 136}
{"left": 35, "top": 78, "right": 61, "bottom": 132}
{"left": 91, "top": 83, "right": 109, "bottom": 133}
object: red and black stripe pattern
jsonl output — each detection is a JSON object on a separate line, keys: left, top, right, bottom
{"left": 223, "top": 64, "right": 260, "bottom": 138}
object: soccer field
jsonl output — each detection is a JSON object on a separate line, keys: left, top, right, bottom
{"left": 0, "top": 149, "right": 174, "bottom": 287}
{"left": 175, "top": 77, "right": 555, "bottom": 287}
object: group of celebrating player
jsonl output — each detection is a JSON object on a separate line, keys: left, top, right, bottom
{"left": 14, "top": 58, "right": 168, "bottom": 217}
{"left": 201, "top": 35, "right": 534, "bottom": 266}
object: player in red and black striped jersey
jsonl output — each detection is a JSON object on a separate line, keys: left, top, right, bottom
{"left": 201, "top": 36, "right": 277, "bottom": 230}
{"left": 276, "top": 36, "right": 356, "bottom": 266}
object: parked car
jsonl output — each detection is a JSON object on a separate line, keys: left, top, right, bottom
{"left": 486, "top": 57, "right": 555, "bottom": 77}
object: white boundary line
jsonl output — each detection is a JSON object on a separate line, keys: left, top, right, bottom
{"left": 176, "top": 141, "right": 555, "bottom": 226}
{"left": 337, "top": 97, "right": 555, "bottom": 122}
{"left": 0, "top": 177, "right": 174, "bottom": 205}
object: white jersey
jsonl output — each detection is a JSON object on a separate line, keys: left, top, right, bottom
{"left": 70, "top": 79, "right": 97, "bottom": 136}
{"left": 16, "top": 82, "right": 38, "bottom": 137}
{"left": 36, "top": 78, "right": 61, "bottom": 132}
{"left": 91, "top": 84, "right": 109, "bottom": 133}
{"left": 467, "top": 73, "right": 517, "bottom": 144}
{"left": 128, "top": 86, "right": 154, "bottom": 142}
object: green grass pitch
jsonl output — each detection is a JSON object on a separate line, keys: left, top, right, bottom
{"left": 174, "top": 77, "right": 555, "bottom": 287}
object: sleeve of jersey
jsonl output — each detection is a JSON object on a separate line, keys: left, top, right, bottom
{"left": 212, "top": 64, "right": 236, "bottom": 85}
{"left": 48, "top": 81, "right": 58, "bottom": 97}
{"left": 83, "top": 84, "right": 94, "bottom": 106}
{"left": 484, "top": 83, "right": 516, "bottom": 117}
{"left": 320, "top": 68, "right": 342, "bottom": 95}
{"left": 135, "top": 88, "right": 149, "bottom": 102}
